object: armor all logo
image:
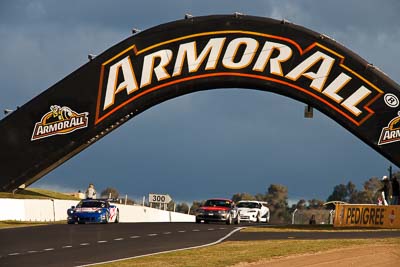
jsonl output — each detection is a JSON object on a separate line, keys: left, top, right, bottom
{"left": 31, "top": 105, "right": 89, "bottom": 141}
{"left": 378, "top": 111, "right": 400, "bottom": 145}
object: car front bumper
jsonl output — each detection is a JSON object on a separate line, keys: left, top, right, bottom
{"left": 239, "top": 213, "right": 258, "bottom": 222}
{"left": 68, "top": 213, "right": 106, "bottom": 223}
{"left": 196, "top": 212, "right": 229, "bottom": 222}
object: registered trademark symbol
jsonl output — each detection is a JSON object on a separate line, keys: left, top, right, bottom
{"left": 384, "top": 93, "right": 399, "bottom": 108}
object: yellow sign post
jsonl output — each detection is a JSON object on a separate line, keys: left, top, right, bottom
{"left": 334, "top": 204, "right": 400, "bottom": 228}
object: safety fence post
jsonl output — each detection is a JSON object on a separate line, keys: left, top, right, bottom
{"left": 292, "top": 208, "right": 298, "bottom": 224}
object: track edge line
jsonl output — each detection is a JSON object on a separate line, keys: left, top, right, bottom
{"left": 75, "top": 227, "right": 245, "bottom": 267}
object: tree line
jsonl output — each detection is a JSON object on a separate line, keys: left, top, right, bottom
{"left": 98, "top": 171, "right": 398, "bottom": 223}
{"left": 177, "top": 171, "right": 400, "bottom": 223}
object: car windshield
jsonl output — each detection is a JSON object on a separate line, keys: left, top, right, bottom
{"left": 77, "top": 201, "right": 106, "bottom": 208}
{"left": 204, "top": 199, "right": 231, "bottom": 208}
{"left": 237, "top": 202, "right": 260, "bottom": 209}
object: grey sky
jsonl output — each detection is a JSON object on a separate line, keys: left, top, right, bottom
{"left": 0, "top": 1, "right": 399, "bottom": 203}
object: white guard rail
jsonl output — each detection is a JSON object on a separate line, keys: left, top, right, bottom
{"left": 0, "top": 198, "right": 195, "bottom": 223}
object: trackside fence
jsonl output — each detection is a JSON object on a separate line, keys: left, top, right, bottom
{"left": 292, "top": 209, "right": 333, "bottom": 225}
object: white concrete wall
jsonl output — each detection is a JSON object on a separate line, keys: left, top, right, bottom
{"left": 0, "top": 199, "right": 26, "bottom": 221}
{"left": 0, "top": 199, "right": 195, "bottom": 223}
{"left": 116, "top": 204, "right": 195, "bottom": 223}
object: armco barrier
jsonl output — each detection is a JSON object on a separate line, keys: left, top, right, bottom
{"left": 334, "top": 204, "right": 400, "bottom": 228}
{"left": 0, "top": 199, "right": 26, "bottom": 221}
{"left": 0, "top": 199, "right": 79, "bottom": 221}
{"left": 116, "top": 205, "right": 195, "bottom": 223}
{"left": 0, "top": 199, "right": 195, "bottom": 223}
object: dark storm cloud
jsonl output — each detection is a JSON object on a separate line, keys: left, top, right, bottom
{"left": 264, "top": 0, "right": 400, "bottom": 79}
{"left": 0, "top": 1, "right": 397, "bottom": 202}
{"left": 270, "top": 0, "right": 400, "bottom": 32}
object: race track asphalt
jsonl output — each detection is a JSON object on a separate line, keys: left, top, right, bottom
{"left": 0, "top": 222, "right": 399, "bottom": 267}
{"left": 227, "top": 229, "right": 400, "bottom": 240}
{"left": 0, "top": 222, "right": 238, "bottom": 267}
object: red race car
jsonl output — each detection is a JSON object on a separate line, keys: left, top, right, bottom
{"left": 195, "top": 198, "right": 240, "bottom": 225}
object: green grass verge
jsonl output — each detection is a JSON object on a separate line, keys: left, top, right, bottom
{"left": 0, "top": 220, "right": 67, "bottom": 229}
{"left": 0, "top": 188, "right": 80, "bottom": 200}
{"left": 0, "top": 221, "right": 45, "bottom": 229}
{"left": 95, "top": 238, "right": 400, "bottom": 267}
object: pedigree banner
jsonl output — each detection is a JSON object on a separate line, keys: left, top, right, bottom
{"left": 1, "top": 15, "right": 400, "bottom": 191}
{"left": 334, "top": 204, "right": 400, "bottom": 228}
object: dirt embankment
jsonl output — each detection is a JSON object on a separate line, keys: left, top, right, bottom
{"left": 232, "top": 244, "right": 400, "bottom": 267}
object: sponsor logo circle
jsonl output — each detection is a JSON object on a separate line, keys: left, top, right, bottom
{"left": 384, "top": 93, "right": 399, "bottom": 108}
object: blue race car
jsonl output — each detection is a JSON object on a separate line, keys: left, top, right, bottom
{"left": 67, "top": 199, "right": 119, "bottom": 224}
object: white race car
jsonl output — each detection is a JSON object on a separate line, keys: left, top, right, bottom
{"left": 237, "top": 200, "right": 270, "bottom": 223}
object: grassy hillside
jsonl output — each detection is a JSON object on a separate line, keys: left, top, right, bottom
{"left": 0, "top": 188, "right": 80, "bottom": 200}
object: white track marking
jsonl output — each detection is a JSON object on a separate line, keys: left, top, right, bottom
{"left": 8, "top": 253, "right": 20, "bottom": 256}
{"left": 114, "top": 238, "right": 124, "bottom": 241}
{"left": 163, "top": 232, "right": 171, "bottom": 234}
{"left": 147, "top": 233, "right": 157, "bottom": 236}
{"left": 208, "top": 228, "right": 215, "bottom": 231}
{"left": 80, "top": 243, "right": 90, "bottom": 246}
{"left": 129, "top": 235, "right": 140, "bottom": 239}
{"left": 97, "top": 241, "right": 108, "bottom": 243}
{"left": 28, "top": 250, "right": 38, "bottom": 253}
{"left": 44, "top": 248, "right": 54, "bottom": 251}
{"left": 192, "top": 229, "right": 200, "bottom": 232}
{"left": 178, "top": 230, "right": 186, "bottom": 233}
{"left": 76, "top": 227, "right": 244, "bottom": 267}
{"left": 62, "top": 245, "right": 72, "bottom": 249}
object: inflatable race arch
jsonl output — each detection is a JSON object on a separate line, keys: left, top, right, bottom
{"left": 1, "top": 14, "right": 400, "bottom": 191}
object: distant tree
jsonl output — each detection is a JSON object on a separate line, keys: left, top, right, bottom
{"left": 327, "top": 177, "right": 384, "bottom": 204}
{"left": 327, "top": 184, "right": 348, "bottom": 202}
{"left": 231, "top": 192, "right": 255, "bottom": 202}
{"left": 255, "top": 193, "right": 267, "bottom": 201}
{"left": 349, "top": 191, "right": 370, "bottom": 204}
{"left": 176, "top": 203, "right": 189, "bottom": 214}
{"left": 307, "top": 199, "right": 324, "bottom": 209}
{"left": 167, "top": 201, "right": 175, "bottom": 211}
{"left": 264, "top": 184, "right": 290, "bottom": 223}
{"left": 346, "top": 182, "right": 358, "bottom": 203}
{"left": 100, "top": 187, "right": 120, "bottom": 199}
{"left": 361, "top": 177, "right": 382, "bottom": 203}
{"left": 289, "top": 204, "right": 297, "bottom": 212}
{"left": 296, "top": 199, "right": 307, "bottom": 210}
{"left": 125, "top": 198, "right": 135, "bottom": 205}
{"left": 189, "top": 200, "right": 204, "bottom": 215}
{"left": 118, "top": 195, "right": 135, "bottom": 205}
{"left": 345, "top": 177, "right": 382, "bottom": 204}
